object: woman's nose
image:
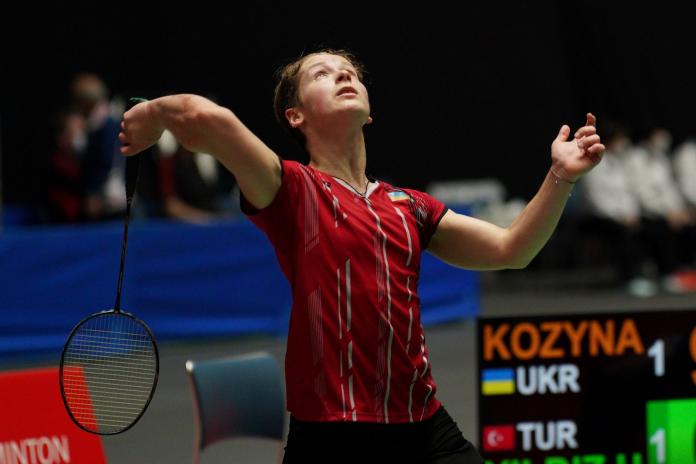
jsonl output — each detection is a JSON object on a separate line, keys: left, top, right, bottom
{"left": 336, "top": 70, "right": 352, "bottom": 82}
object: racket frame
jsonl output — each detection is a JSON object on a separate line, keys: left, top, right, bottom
{"left": 59, "top": 308, "right": 160, "bottom": 435}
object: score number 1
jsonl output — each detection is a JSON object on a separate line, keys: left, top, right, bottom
{"left": 647, "top": 339, "right": 664, "bottom": 377}
{"left": 648, "top": 327, "right": 696, "bottom": 381}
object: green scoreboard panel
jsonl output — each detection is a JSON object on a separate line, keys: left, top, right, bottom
{"left": 477, "top": 309, "right": 696, "bottom": 464}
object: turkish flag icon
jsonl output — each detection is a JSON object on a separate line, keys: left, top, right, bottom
{"left": 482, "top": 425, "right": 515, "bottom": 451}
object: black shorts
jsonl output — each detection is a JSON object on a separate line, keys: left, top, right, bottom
{"left": 282, "top": 406, "right": 483, "bottom": 464}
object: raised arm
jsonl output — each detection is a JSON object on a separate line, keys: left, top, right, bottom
{"left": 119, "top": 94, "right": 281, "bottom": 210}
{"left": 428, "top": 113, "right": 606, "bottom": 270}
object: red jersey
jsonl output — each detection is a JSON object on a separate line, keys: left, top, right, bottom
{"left": 242, "top": 159, "right": 448, "bottom": 424}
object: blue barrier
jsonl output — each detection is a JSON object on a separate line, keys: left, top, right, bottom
{"left": 0, "top": 218, "right": 478, "bottom": 358}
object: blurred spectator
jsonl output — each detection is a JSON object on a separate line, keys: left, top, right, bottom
{"left": 624, "top": 127, "right": 696, "bottom": 292}
{"left": 673, "top": 137, "right": 696, "bottom": 209}
{"left": 154, "top": 129, "right": 238, "bottom": 224}
{"left": 70, "top": 73, "right": 124, "bottom": 221}
{"left": 580, "top": 121, "right": 647, "bottom": 295}
{"left": 46, "top": 111, "right": 87, "bottom": 223}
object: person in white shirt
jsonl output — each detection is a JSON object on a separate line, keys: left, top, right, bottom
{"left": 623, "top": 128, "right": 696, "bottom": 290}
{"left": 673, "top": 138, "right": 696, "bottom": 209}
{"left": 581, "top": 122, "right": 646, "bottom": 293}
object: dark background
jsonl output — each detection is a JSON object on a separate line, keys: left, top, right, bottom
{"left": 2, "top": 1, "right": 695, "bottom": 208}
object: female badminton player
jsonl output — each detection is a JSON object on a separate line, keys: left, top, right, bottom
{"left": 119, "top": 49, "right": 605, "bottom": 463}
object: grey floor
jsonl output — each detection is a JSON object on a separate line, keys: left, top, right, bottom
{"left": 4, "top": 279, "right": 695, "bottom": 463}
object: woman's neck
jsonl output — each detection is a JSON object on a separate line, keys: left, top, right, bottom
{"left": 307, "top": 128, "right": 369, "bottom": 187}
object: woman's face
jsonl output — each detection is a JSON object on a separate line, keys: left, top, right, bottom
{"left": 289, "top": 53, "right": 371, "bottom": 131}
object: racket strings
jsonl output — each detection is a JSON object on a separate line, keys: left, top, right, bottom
{"left": 62, "top": 313, "right": 157, "bottom": 434}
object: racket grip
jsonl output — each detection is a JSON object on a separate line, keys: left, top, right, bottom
{"left": 124, "top": 97, "right": 148, "bottom": 201}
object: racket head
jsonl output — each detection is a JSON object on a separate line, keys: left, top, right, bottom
{"left": 60, "top": 309, "right": 159, "bottom": 435}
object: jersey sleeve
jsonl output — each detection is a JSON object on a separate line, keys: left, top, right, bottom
{"left": 402, "top": 188, "right": 448, "bottom": 250}
{"left": 240, "top": 158, "right": 305, "bottom": 245}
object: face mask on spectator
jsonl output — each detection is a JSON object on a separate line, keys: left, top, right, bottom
{"left": 72, "top": 133, "right": 87, "bottom": 153}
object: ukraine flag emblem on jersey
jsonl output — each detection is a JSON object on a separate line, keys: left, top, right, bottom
{"left": 481, "top": 368, "right": 515, "bottom": 395}
{"left": 388, "top": 191, "right": 410, "bottom": 202}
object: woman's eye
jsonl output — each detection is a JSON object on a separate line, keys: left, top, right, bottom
{"left": 314, "top": 71, "right": 328, "bottom": 79}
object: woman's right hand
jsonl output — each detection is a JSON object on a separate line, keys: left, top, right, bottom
{"left": 119, "top": 101, "right": 164, "bottom": 156}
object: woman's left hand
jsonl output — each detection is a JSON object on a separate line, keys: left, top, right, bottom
{"left": 550, "top": 113, "right": 606, "bottom": 182}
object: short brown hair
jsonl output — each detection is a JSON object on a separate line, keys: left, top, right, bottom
{"left": 273, "top": 49, "right": 367, "bottom": 147}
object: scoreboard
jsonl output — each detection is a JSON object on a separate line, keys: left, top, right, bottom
{"left": 477, "top": 309, "right": 696, "bottom": 464}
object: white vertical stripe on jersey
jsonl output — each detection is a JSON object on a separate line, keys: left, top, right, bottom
{"left": 408, "top": 369, "right": 418, "bottom": 423}
{"left": 344, "top": 259, "right": 355, "bottom": 420}
{"left": 365, "top": 199, "right": 394, "bottom": 423}
{"left": 406, "top": 276, "right": 413, "bottom": 355}
{"left": 339, "top": 299, "right": 345, "bottom": 416}
{"left": 348, "top": 340, "right": 356, "bottom": 421}
{"left": 348, "top": 340, "right": 353, "bottom": 369}
{"left": 420, "top": 331, "right": 429, "bottom": 377}
{"left": 393, "top": 206, "right": 413, "bottom": 267}
{"left": 341, "top": 383, "right": 347, "bottom": 420}
{"left": 337, "top": 268, "right": 342, "bottom": 340}
{"left": 385, "top": 324, "right": 394, "bottom": 424}
{"left": 421, "top": 384, "right": 433, "bottom": 421}
{"left": 345, "top": 259, "right": 352, "bottom": 332}
{"left": 349, "top": 374, "right": 357, "bottom": 422}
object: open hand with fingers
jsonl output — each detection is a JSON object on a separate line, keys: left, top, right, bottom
{"left": 550, "top": 113, "right": 606, "bottom": 183}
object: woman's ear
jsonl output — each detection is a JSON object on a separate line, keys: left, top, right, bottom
{"left": 285, "top": 108, "right": 304, "bottom": 129}
{"left": 366, "top": 116, "right": 373, "bottom": 125}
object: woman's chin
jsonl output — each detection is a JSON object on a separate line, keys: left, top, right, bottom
{"left": 330, "top": 105, "right": 370, "bottom": 123}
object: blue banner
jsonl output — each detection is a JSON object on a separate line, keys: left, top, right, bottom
{"left": 0, "top": 219, "right": 478, "bottom": 358}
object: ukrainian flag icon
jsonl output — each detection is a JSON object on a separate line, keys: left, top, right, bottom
{"left": 388, "top": 191, "right": 410, "bottom": 202}
{"left": 482, "top": 368, "right": 515, "bottom": 395}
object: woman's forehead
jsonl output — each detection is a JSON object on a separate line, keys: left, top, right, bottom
{"left": 301, "top": 53, "right": 354, "bottom": 72}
